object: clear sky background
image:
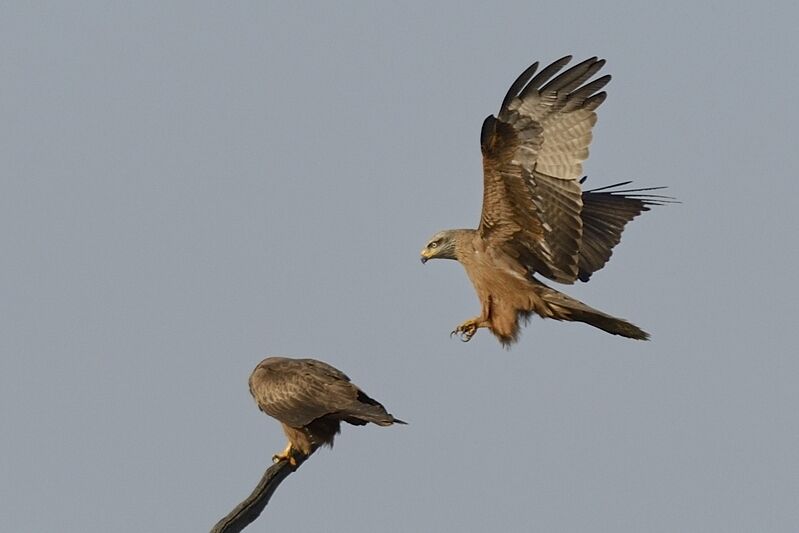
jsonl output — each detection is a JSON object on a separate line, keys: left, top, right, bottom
{"left": 2, "top": 2, "right": 798, "bottom": 532}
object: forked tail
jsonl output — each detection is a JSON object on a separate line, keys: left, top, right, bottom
{"left": 536, "top": 284, "right": 650, "bottom": 340}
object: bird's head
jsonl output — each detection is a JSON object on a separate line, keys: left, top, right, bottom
{"left": 420, "top": 230, "right": 458, "bottom": 263}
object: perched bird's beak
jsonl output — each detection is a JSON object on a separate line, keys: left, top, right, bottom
{"left": 420, "top": 249, "right": 430, "bottom": 264}
{"left": 420, "top": 256, "right": 428, "bottom": 264}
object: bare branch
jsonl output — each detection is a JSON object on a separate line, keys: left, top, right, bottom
{"left": 210, "top": 453, "right": 308, "bottom": 533}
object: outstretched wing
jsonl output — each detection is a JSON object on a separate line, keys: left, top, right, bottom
{"left": 479, "top": 56, "right": 610, "bottom": 283}
{"left": 578, "top": 179, "right": 673, "bottom": 281}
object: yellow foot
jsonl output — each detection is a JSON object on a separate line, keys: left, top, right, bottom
{"left": 272, "top": 442, "right": 298, "bottom": 467}
{"left": 272, "top": 452, "right": 297, "bottom": 466}
{"left": 451, "top": 320, "right": 478, "bottom": 342}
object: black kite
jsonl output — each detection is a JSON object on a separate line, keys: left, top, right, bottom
{"left": 420, "top": 56, "right": 670, "bottom": 346}
{"left": 249, "top": 357, "right": 405, "bottom": 465}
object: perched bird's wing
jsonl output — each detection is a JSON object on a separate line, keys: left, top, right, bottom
{"left": 249, "top": 358, "right": 358, "bottom": 428}
{"left": 249, "top": 358, "right": 402, "bottom": 427}
{"left": 578, "top": 179, "right": 673, "bottom": 281}
{"left": 479, "top": 56, "right": 610, "bottom": 283}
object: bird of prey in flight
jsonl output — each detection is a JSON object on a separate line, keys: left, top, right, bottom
{"left": 420, "top": 56, "right": 670, "bottom": 346}
{"left": 249, "top": 357, "right": 405, "bottom": 465}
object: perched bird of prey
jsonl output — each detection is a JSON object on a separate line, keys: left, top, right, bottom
{"left": 420, "top": 56, "right": 670, "bottom": 346}
{"left": 249, "top": 357, "right": 405, "bottom": 465}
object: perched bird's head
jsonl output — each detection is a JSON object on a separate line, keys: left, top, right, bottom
{"left": 420, "top": 230, "right": 459, "bottom": 263}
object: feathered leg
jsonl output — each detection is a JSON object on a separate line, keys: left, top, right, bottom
{"left": 451, "top": 297, "right": 492, "bottom": 342}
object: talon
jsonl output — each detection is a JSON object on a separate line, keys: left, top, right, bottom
{"left": 272, "top": 453, "right": 298, "bottom": 467}
{"left": 451, "top": 321, "right": 477, "bottom": 342}
{"left": 273, "top": 442, "right": 298, "bottom": 466}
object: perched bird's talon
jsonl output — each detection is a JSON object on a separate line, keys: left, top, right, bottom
{"left": 272, "top": 452, "right": 299, "bottom": 467}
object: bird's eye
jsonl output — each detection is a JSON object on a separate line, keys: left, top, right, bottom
{"left": 429, "top": 242, "right": 438, "bottom": 249}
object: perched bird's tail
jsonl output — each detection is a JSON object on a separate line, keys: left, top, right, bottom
{"left": 343, "top": 390, "right": 407, "bottom": 426}
{"left": 534, "top": 283, "right": 649, "bottom": 340}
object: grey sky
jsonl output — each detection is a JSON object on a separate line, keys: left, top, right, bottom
{"left": 2, "top": 2, "right": 798, "bottom": 532}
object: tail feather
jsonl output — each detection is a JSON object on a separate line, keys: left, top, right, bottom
{"left": 536, "top": 284, "right": 649, "bottom": 340}
{"left": 343, "top": 391, "right": 407, "bottom": 426}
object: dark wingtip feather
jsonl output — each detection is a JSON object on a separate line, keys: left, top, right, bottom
{"left": 481, "top": 114, "right": 497, "bottom": 151}
{"left": 500, "top": 61, "right": 539, "bottom": 111}
{"left": 519, "top": 55, "right": 573, "bottom": 99}
{"left": 582, "top": 179, "right": 679, "bottom": 205}
{"left": 583, "top": 91, "right": 608, "bottom": 110}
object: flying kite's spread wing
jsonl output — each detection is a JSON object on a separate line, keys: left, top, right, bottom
{"left": 578, "top": 180, "right": 673, "bottom": 282}
{"left": 479, "top": 56, "right": 610, "bottom": 283}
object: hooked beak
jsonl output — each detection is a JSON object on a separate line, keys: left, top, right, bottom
{"left": 420, "top": 256, "right": 428, "bottom": 264}
{"left": 420, "top": 249, "right": 431, "bottom": 264}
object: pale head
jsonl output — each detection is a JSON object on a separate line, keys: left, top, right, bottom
{"left": 420, "top": 230, "right": 461, "bottom": 263}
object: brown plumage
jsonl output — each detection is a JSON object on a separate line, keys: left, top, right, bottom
{"left": 420, "top": 56, "right": 671, "bottom": 346}
{"left": 249, "top": 357, "right": 405, "bottom": 464}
